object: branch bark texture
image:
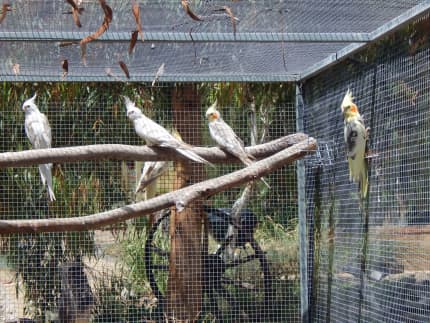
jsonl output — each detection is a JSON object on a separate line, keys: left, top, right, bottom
{"left": 0, "top": 133, "right": 308, "bottom": 167}
{"left": 0, "top": 136, "right": 317, "bottom": 234}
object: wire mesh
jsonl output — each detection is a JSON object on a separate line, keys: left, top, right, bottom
{"left": 0, "top": 84, "right": 298, "bottom": 322}
{"left": 0, "top": 0, "right": 425, "bottom": 81}
{"left": 302, "top": 22, "right": 430, "bottom": 322}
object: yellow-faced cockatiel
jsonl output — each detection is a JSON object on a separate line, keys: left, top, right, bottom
{"left": 341, "top": 89, "right": 368, "bottom": 198}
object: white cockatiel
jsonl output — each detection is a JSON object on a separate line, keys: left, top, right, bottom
{"left": 206, "top": 101, "right": 270, "bottom": 188}
{"left": 123, "top": 96, "right": 212, "bottom": 165}
{"left": 341, "top": 89, "right": 368, "bottom": 198}
{"left": 136, "top": 160, "right": 168, "bottom": 194}
{"left": 22, "top": 93, "right": 56, "bottom": 201}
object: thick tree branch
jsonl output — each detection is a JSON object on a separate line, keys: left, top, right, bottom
{"left": 0, "top": 133, "right": 308, "bottom": 168}
{"left": 0, "top": 137, "right": 317, "bottom": 234}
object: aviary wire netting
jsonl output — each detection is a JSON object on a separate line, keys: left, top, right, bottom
{"left": 1, "top": 0, "right": 430, "bottom": 322}
{"left": 302, "top": 24, "right": 430, "bottom": 322}
{"left": 0, "top": 0, "right": 425, "bottom": 81}
{"left": 0, "top": 84, "right": 298, "bottom": 322}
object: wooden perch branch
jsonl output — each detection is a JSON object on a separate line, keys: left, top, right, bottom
{"left": 0, "top": 136, "right": 317, "bottom": 234}
{"left": 0, "top": 133, "right": 308, "bottom": 168}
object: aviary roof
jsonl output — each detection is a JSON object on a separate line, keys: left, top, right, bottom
{"left": 0, "top": 0, "right": 427, "bottom": 82}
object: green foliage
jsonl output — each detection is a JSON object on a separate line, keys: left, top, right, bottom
{"left": 91, "top": 268, "right": 158, "bottom": 323}
{"left": 121, "top": 223, "right": 170, "bottom": 297}
{"left": 0, "top": 82, "right": 149, "bottom": 319}
{"left": 121, "top": 230, "right": 151, "bottom": 294}
{"left": 0, "top": 81, "right": 298, "bottom": 320}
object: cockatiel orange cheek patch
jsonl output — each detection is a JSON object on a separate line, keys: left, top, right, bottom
{"left": 349, "top": 105, "right": 358, "bottom": 113}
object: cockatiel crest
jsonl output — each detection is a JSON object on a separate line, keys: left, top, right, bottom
{"left": 22, "top": 93, "right": 38, "bottom": 112}
{"left": 341, "top": 89, "right": 353, "bottom": 109}
{"left": 341, "top": 89, "right": 359, "bottom": 117}
{"left": 123, "top": 95, "right": 134, "bottom": 111}
{"left": 341, "top": 89, "right": 368, "bottom": 198}
{"left": 123, "top": 95, "right": 142, "bottom": 121}
{"left": 205, "top": 101, "right": 221, "bottom": 122}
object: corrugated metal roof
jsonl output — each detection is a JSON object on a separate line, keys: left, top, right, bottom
{"left": 0, "top": 0, "right": 427, "bottom": 82}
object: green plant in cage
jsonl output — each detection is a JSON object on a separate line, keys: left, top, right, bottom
{"left": 121, "top": 227, "right": 171, "bottom": 296}
{"left": 0, "top": 84, "right": 129, "bottom": 320}
{"left": 91, "top": 267, "right": 157, "bottom": 322}
{"left": 0, "top": 81, "right": 300, "bottom": 321}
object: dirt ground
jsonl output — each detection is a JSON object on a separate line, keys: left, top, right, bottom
{"left": 0, "top": 230, "right": 121, "bottom": 322}
{"left": 0, "top": 267, "right": 25, "bottom": 322}
{"left": 371, "top": 225, "right": 430, "bottom": 271}
{"left": 1, "top": 227, "right": 429, "bottom": 321}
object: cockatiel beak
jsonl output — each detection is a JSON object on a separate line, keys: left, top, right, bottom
{"left": 205, "top": 101, "right": 220, "bottom": 122}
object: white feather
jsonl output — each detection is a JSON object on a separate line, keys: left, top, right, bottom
{"left": 136, "top": 161, "right": 168, "bottom": 193}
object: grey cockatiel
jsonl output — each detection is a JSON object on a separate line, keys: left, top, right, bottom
{"left": 123, "top": 96, "right": 212, "bottom": 165}
{"left": 206, "top": 101, "right": 270, "bottom": 188}
{"left": 206, "top": 101, "right": 254, "bottom": 165}
{"left": 22, "top": 93, "right": 56, "bottom": 201}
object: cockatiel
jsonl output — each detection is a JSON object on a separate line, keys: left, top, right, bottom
{"left": 22, "top": 93, "right": 56, "bottom": 201}
{"left": 136, "top": 160, "right": 168, "bottom": 229}
{"left": 123, "top": 96, "right": 212, "bottom": 165}
{"left": 136, "top": 160, "right": 168, "bottom": 194}
{"left": 341, "top": 89, "right": 368, "bottom": 198}
{"left": 205, "top": 101, "right": 269, "bottom": 188}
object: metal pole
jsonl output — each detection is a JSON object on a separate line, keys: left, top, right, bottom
{"left": 0, "top": 31, "right": 371, "bottom": 43}
{"left": 296, "top": 83, "right": 309, "bottom": 323}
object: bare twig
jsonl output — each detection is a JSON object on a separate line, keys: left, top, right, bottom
{"left": 0, "top": 137, "right": 316, "bottom": 234}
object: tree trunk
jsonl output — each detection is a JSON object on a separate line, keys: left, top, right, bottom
{"left": 166, "top": 84, "right": 205, "bottom": 321}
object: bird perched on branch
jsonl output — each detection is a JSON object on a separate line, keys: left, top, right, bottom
{"left": 136, "top": 160, "right": 168, "bottom": 194}
{"left": 136, "top": 128, "right": 188, "bottom": 194}
{"left": 206, "top": 101, "right": 270, "bottom": 188}
{"left": 341, "top": 89, "right": 369, "bottom": 198}
{"left": 22, "top": 93, "right": 56, "bottom": 201}
{"left": 123, "top": 96, "right": 212, "bottom": 165}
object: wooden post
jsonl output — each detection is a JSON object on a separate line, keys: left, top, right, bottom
{"left": 166, "top": 84, "right": 205, "bottom": 321}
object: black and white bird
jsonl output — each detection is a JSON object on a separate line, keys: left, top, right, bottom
{"left": 203, "top": 205, "right": 258, "bottom": 247}
{"left": 22, "top": 93, "right": 55, "bottom": 201}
